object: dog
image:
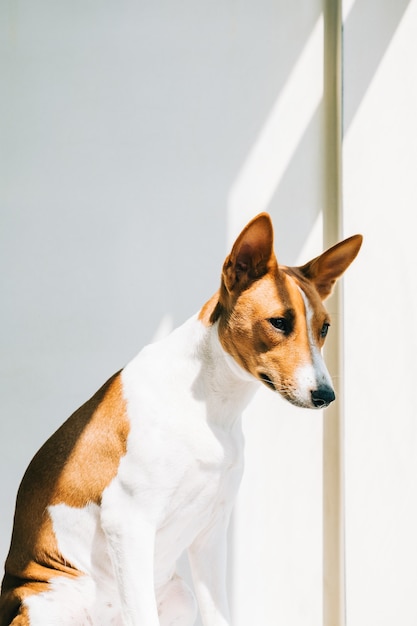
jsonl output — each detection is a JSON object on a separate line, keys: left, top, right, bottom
{"left": 0, "top": 213, "right": 362, "bottom": 626}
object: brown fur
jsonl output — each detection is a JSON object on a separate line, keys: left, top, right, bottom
{"left": 0, "top": 372, "right": 129, "bottom": 626}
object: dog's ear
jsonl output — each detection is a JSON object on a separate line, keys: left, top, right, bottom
{"left": 299, "top": 234, "right": 363, "bottom": 300}
{"left": 223, "top": 213, "right": 276, "bottom": 294}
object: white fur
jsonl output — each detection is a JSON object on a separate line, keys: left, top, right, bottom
{"left": 30, "top": 317, "right": 258, "bottom": 626}
{"left": 24, "top": 574, "right": 120, "bottom": 626}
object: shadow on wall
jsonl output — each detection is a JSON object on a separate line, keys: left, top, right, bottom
{"left": 228, "top": 15, "right": 324, "bottom": 264}
{"left": 0, "top": 0, "right": 321, "bottom": 572}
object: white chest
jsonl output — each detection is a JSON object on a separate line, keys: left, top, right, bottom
{"left": 114, "top": 399, "right": 244, "bottom": 574}
{"left": 49, "top": 317, "right": 254, "bottom": 593}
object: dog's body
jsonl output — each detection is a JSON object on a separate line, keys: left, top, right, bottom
{"left": 0, "top": 214, "right": 362, "bottom": 626}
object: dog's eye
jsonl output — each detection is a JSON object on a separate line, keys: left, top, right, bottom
{"left": 320, "top": 322, "right": 330, "bottom": 338}
{"left": 269, "top": 317, "right": 289, "bottom": 334}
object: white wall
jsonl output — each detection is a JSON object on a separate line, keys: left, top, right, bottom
{"left": 0, "top": 2, "right": 337, "bottom": 625}
{"left": 343, "top": 0, "right": 417, "bottom": 624}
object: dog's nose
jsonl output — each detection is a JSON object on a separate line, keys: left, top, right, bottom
{"left": 311, "top": 386, "right": 335, "bottom": 408}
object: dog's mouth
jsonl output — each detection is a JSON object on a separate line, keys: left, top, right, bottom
{"left": 259, "top": 373, "right": 276, "bottom": 391}
{"left": 258, "top": 373, "right": 309, "bottom": 408}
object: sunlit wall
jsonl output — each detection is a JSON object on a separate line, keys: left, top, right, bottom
{"left": 343, "top": 0, "right": 417, "bottom": 624}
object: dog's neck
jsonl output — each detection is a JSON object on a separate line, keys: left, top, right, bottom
{"left": 204, "top": 321, "right": 259, "bottom": 422}
{"left": 153, "top": 315, "right": 259, "bottom": 429}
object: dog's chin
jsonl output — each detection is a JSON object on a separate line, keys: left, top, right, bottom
{"left": 259, "top": 374, "right": 324, "bottom": 410}
{"left": 292, "top": 398, "right": 322, "bottom": 410}
{"left": 281, "top": 393, "right": 317, "bottom": 410}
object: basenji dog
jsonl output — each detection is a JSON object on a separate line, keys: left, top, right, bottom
{"left": 0, "top": 213, "right": 362, "bottom": 626}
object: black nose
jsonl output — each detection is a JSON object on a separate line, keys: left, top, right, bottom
{"left": 311, "top": 386, "right": 336, "bottom": 408}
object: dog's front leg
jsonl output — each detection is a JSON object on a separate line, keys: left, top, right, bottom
{"left": 101, "top": 504, "right": 160, "bottom": 626}
{"left": 188, "top": 515, "right": 232, "bottom": 626}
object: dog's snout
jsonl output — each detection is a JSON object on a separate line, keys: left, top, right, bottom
{"left": 311, "top": 386, "right": 335, "bottom": 408}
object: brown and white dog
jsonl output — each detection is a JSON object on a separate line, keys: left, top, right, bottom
{"left": 0, "top": 213, "right": 362, "bottom": 626}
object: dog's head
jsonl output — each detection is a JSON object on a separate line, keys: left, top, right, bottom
{"left": 204, "top": 213, "right": 362, "bottom": 409}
